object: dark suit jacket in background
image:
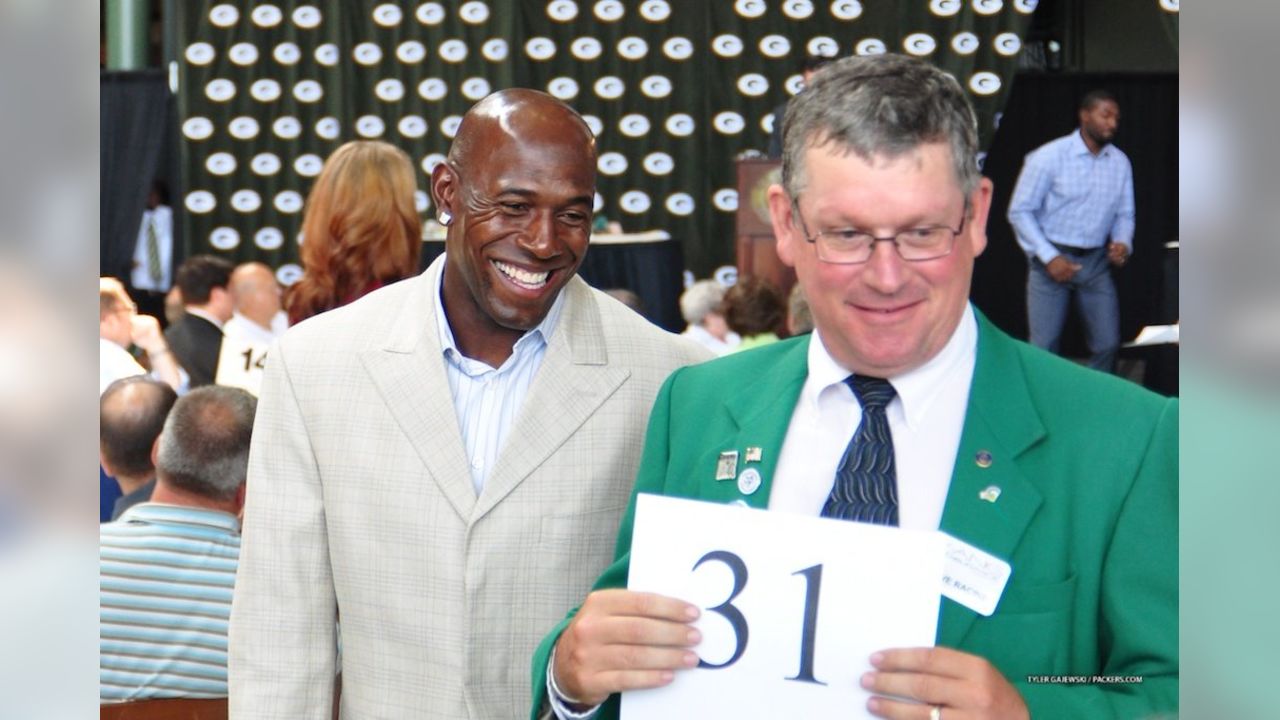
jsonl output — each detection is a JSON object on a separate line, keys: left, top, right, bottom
{"left": 164, "top": 313, "right": 223, "bottom": 387}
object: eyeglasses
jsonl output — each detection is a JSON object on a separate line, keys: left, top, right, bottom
{"left": 791, "top": 195, "right": 968, "bottom": 264}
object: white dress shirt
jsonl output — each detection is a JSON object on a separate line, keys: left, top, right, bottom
{"left": 130, "top": 205, "right": 174, "bottom": 292}
{"left": 223, "top": 311, "right": 288, "bottom": 346}
{"left": 769, "top": 305, "right": 978, "bottom": 531}
{"left": 428, "top": 256, "right": 564, "bottom": 495}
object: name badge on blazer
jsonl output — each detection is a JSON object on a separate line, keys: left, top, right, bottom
{"left": 940, "top": 534, "right": 1011, "bottom": 617}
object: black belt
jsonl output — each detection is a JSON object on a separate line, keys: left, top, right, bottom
{"left": 1051, "top": 243, "right": 1101, "bottom": 258}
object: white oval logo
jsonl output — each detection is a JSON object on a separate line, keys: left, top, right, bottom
{"left": 372, "top": 4, "right": 403, "bottom": 26}
{"left": 374, "top": 79, "right": 405, "bottom": 102}
{"left": 210, "top": 227, "right": 240, "bottom": 250}
{"left": 930, "top": 0, "right": 962, "bottom": 16}
{"left": 643, "top": 152, "right": 674, "bottom": 175}
{"left": 416, "top": 2, "right": 445, "bottom": 25}
{"left": 274, "top": 42, "right": 301, "bottom": 65}
{"left": 418, "top": 78, "right": 448, "bottom": 101}
{"left": 415, "top": 191, "right": 430, "bottom": 213}
{"left": 831, "top": 0, "right": 863, "bottom": 20}
{"left": 663, "top": 37, "right": 694, "bottom": 61}
{"left": 618, "top": 36, "right": 649, "bottom": 60}
{"left": 315, "top": 117, "right": 341, "bottom": 140}
{"left": 855, "top": 38, "right": 887, "bottom": 56}
{"left": 276, "top": 264, "right": 303, "bottom": 286}
{"left": 1158, "top": 0, "right": 1177, "bottom": 10}
{"left": 759, "top": 35, "right": 790, "bottom": 58}
{"left": 314, "top": 43, "right": 339, "bottom": 66}
{"left": 666, "top": 113, "right": 695, "bottom": 137}
{"left": 205, "top": 79, "right": 236, "bottom": 102}
{"left": 713, "top": 189, "right": 739, "bottom": 212}
{"left": 620, "top": 190, "right": 651, "bottom": 214}
{"left": 460, "top": 1, "right": 490, "bottom": 23}
{"left": 714, "top": 111, "right": 745, "bottom": 135}
{"left": 228, "top": 116, "right": 260, "bottom": 140}
{"left": 619, "top": 114, "right": 651, "bottom": 137}
{"left": 571, "top": 37, "right": 603, "bottom": 60}
{"left": 951, "top": 32, "right": 979, "bottom": 54}
{"left": 1015, "top": 0, "right": 1039, "bottom": 11}
{"left": 293, "top": 154, "right": 323, "bottom": 177}
{"left": 582, "top": 114, "right": 604, "bottom": 137}
{"left": 182, "top": 117, "right": 214, "bottom": 141}
{"left": 397, "top": 41, "right": 426, "bottom": 63}
{"left": 714, "top": 266, "right": 738, "bottom": 286}
{"left": 783, "top": 0, "right": 815, "bottom": 19}
{"left": 666, "top": 193, "right": 695, "bottom": 216}
{"left": 598, "top": 152, "right": 628, "bottom": 176}
{"left": 973, "top": 0, "right": 1003, "bottom": 15}
{"left": 398, "top": 116, "right": 428, "bottom": 138}
{"left": 251, "top": 153, "right": 282, "bottom": 176}
{"left": 594, "top": 76, "right": 624, "bottom": 100}
{"left": 440, "top": 115, "right": 463, "bottom": 138}
{"left": 461, "top": 77, "right": 491, "bottom": 100}
{"left": 976, "top": 151, "right": 988, "bottom": 171}
{"left": 526, "top": 37, "right": 556, "bottom": 61}
{"left": 712, "top": 34, "right": 744, "bottom": 58}
{"left": 760, "top": 113, "right": 776, "bottom": 134}
{"left": 255, "top": 228, "right": 285, "bottom": 251}
{"left": 354, "top": 42, "right": 383, "bottom": 65}
{"left": 250, "top": 79, "right": 282, "bottom": 102}
{"left": 209, "top": 4, "right": 239, "bottom": 27}
{"left": 735, "top": 0, "right": 766, "bottom": 19}
{"left": 786, "top": 74, "right": 805, "bottom": 95}
{"left": 293, "top": 80, "right": 323, "bottom": 103}
{"left": 440, "top": 39, "right": 469, "bottom": 62}
{"left": 229, "top": 42, "right": 259, "bottom": 66}
{"left": 640, "top": 0, "right": 671, "bottom": 21}
{"left": 904, "top": 33, "right": 937, "bottom": 56}
{"left": 421, "top": 153, "right": 447, "bottom": 174}
{"left": 251, "top": 4, "right": 283, "bottom": 27}
{"left": 272, "top": 117, "right": 301, "bottom": 139}
{"left": 969, "top": 71, "right": 1001, "bottom": 95}
{"left": 206, "top": 152, "right": 237, "bottom": 176}
{"left": 548, "top": 77, "right": 580, "bottom": 100}
{"left": 594, "top": 0, "right": 624, "bottom": 22}
{"left": 547, "top": 0, "right": 579, "bottom": 22}
{"left": 356, "top": 115, "right": 386, "bottom": 138}
{"left": 185, "top": 42, "right": 215, "bottom": 66}
{"left": 231, "top": 190, "right": 262, "bottom": 213}
{"left": 482, "top": 38, "right": 509, "bottom": 61}
{"left": 994, "top": 32, "right": 1022, "bottom": 56}
{"left": 640, "top": 75, "right": 672, "bottom": 98}
{"left": 738, "top": 73, "right": 769, "bottom": 97}
{"left": 808, "top": 36, "right": 839, "bottom": 57}
{"left": 593, "top": 193, "right": 605, "bottom": 213}
{"left": 274, "top": 191, "right": 304, "bottom": 214}
{"left": 293, "top": 5, "right": 322, "bottom": 28}
{"left": 185, "top": 190, "right": 217, "bottom": 214}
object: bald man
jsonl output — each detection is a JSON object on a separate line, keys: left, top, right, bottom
{"left": 223, "top": 262, "right": 288, "bottom": 346}
{"left": 228, "top": 90, "right": 710, "bottom": 718}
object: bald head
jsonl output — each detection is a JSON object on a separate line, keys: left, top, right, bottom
{"left": 229, "top": 262, "right": 282, "bottom": 328}
{"left": 448, "top": 89, "right": 596, "bottom": 170}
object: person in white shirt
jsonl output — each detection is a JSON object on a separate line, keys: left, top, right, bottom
{"left": 99, "top": 277, "right": 184, "bottom": 395}
{"left": 129, "top": 181, "right": 174, "bottom": 321}
{"left": 678, "top": 279, "right": 740, "bottom": 356}
{"left": 223, "top": 262, "right": 288, "bottom": 346}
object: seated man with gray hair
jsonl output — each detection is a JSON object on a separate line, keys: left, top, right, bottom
{"left": 100, "top": 385, "right": 257, "bottom": 702}
{"left": 678, "top": 279, "right": 740, "bottom": 356}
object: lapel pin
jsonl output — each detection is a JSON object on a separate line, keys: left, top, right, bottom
{"left": 715, "top": 450, "right": 739, "bottom": 481}
{"left": 745, "top": 446, "right": 763, "bottom": 463}
{"left": 737, "top": 467, "right": 762, "bottom": 496}
{"left": 979, "top": 485, "right": 1002, "bottom": 503}
{"left": 975, "top": 450, "right": 993, "bottom": 468}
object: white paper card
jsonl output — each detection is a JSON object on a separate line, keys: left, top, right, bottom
{"left": 215, "top": 337, "right": 269, "bottom": 396}
{"left": 623, "top": 494, "right": 944, "bottom": 720}
{"left": 940, "top": 534, "right": 1012, "bottom": 617}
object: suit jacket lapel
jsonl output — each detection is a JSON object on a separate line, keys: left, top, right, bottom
{"left": 936, "top": 312, "right": 1045, "bottom": 648}
{"left": 359, "top": 272, "right": 477, "bottom": 522}
{"left": 473, "top": 278, "right": 630, "bottom": 522}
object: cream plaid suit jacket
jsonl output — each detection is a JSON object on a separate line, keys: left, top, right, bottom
{"left": 228, "top": 267, "right": 710, "bottom": 718}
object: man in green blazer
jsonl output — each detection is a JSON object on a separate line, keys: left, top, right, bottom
{"left": 532, "top": 54, "right": 1176, "bottom": 720}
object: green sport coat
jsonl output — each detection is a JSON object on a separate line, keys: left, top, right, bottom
{"left": 532, "top": 310, "right": 1177, "bottom": 719}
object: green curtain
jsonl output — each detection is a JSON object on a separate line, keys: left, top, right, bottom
{"left": 175, "top": 0, "right": 1035, "bottom": 282}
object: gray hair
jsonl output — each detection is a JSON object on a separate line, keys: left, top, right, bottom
{"left": 155, "top": 385, "right": 257, "bottom": 502}
{"left": 780, "top": 53, "right": 980, "bottom": 201}
{"left": 679, "top": 279, "right": 727, "bottom": 325}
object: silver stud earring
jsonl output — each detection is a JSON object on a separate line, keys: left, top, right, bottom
{"left": 438, "top": 210, "right": 452, "bottom": 226}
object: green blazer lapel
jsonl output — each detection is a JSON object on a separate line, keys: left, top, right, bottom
{"left": 703, "top": 338, "right": 810, "bottom": 509}
{"left": 937, "top": 312, "right": 1046, "bottom": 648}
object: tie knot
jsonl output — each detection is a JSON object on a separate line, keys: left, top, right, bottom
{"left": 846, "top": 374, "right": 895, "bottom": 409}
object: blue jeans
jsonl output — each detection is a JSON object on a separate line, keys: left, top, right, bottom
{"left": 1027, "top": 248, "right": 1119, "bottom": 373}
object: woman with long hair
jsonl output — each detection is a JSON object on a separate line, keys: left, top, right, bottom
{"left": 285, "top": 140, "right": 422, "bottom": 324}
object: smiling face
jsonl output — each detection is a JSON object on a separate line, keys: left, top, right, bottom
{"left": 433, "top": 91, "right": 596, "bottom": 364}
{"left": 769, "top": 141, "right": 992, "bottom": 377}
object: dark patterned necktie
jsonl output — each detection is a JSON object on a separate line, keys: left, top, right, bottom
{"left": 146, "top": 216, "right": 163, "bottom": 284}
{"left": 821, "top": 375, "right": 898, "bottom": 525}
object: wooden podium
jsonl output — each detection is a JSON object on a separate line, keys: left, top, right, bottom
{"left": 735, "top": 158, "right": 796, "bottom": 300}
